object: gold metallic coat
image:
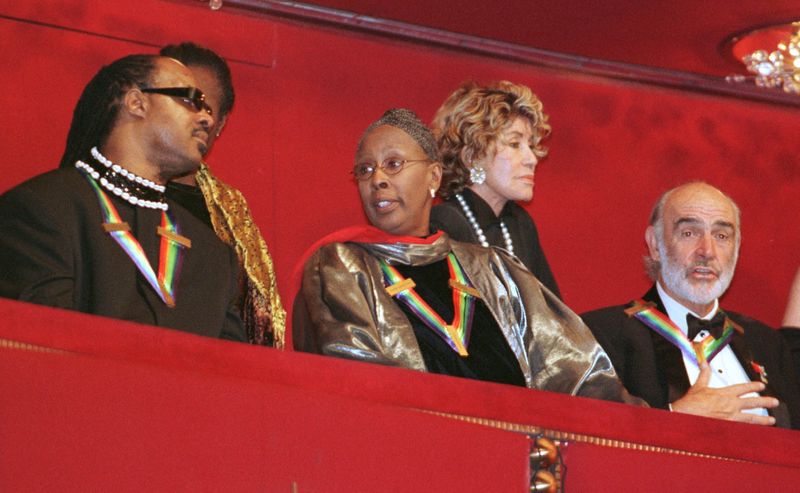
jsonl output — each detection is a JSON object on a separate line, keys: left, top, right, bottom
{"left": 295, "top": 233, "right": 642, "bottom": 403}
{"left": 196, "top": 164, "right": 286, "bottom": 348}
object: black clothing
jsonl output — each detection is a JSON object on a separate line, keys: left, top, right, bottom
{"left": 431, "top": 188, "right": 560, "bottom": 298}
{"left": 686, "top": 311, "right": 727, "bottom": 340}
{"left": 781, "top": 328, "right": 800, "bottom": 389}
{"left": 166, "top": 181, "right": 212, "bottom": 228}
{"left": 0, "top": 167, "right": 245, "bottom": 341}
{"left": 394, "top": 260, "right": 526, "bottom": 387}
{"left": 582, "top": 285, "right": 800, "bottom": 429}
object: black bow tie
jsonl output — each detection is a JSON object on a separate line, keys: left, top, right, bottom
{"left": 686, "top": 311, "right": 726, "bottom": 340}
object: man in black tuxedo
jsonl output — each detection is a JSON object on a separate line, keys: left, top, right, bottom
{"left": 582, "top": 182, "right": 799, "bottom": 428}
{"left": 0, "top": 54, "right": 245, "bottom": 341}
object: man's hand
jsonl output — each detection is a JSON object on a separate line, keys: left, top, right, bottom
{"left": 670, "top": 362, "right": 779, "bottom": 425}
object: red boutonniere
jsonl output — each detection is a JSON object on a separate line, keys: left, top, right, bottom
{"left": 751, "top": 361, "right": 769, "bottom": 385}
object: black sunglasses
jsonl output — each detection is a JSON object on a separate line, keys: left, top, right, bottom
{"left": 140, "top": 87, "right": 213, "bottom": 116}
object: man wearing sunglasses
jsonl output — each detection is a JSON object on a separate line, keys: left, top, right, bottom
{"left": 159, "top": 42, "right": 286, "bottom": 349}
{"left": 0, "top": 53, "right": 246, "bottom": 342}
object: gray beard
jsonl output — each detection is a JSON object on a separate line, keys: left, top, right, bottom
{"left": 658, "top": 244, "right": 735, "bottom": 308}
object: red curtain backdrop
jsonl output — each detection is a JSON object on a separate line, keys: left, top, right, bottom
{"left": 1, "top": 1, "right": 798, "bottom": 330}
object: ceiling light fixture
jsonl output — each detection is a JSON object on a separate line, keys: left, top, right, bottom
{"left": 727, "top": 22, "right": 800, "bottom": 94}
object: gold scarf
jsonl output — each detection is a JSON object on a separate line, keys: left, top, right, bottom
{"left": 196, "top": 164, "right": 286, "bottom": 348}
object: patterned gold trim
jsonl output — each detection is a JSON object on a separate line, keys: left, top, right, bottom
{"left": 421, "top": 409, "right": 749, "bottom": 463}
{"left": 0, "top": 338, "right": 68, "bottom": 354}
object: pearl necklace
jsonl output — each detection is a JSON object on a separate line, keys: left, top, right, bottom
{"left": 454, "top": 193, "right": 514, "bottom": 255}
{"left": 75, "top": 147, "right": 168, "bottom": 210}
{"left": 91, "top": 147, "right": 165, "bottom": 193}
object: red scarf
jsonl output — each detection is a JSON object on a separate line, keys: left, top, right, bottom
{"left": 288, "top": 225, "right": 443, "bottom": 350}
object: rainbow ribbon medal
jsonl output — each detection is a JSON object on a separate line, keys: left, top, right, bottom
{"left": 82, "top": 172, "right": 188, "bottom": 307}
{"left": 625, "top": 299, "right": 736, "bottom": 365}
{"left": 380, "top": 253, "right": 479, "bottom": 357}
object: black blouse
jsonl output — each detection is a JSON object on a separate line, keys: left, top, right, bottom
{"left": 392, "top": 259, "right": 526, "bottom": 387}
{"left": 165, "top": 182, "right": 212, "bottom": 229}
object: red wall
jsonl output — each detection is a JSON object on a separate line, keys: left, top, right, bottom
{"left": 1, "top": 0, "right": 798, "bottom": 327}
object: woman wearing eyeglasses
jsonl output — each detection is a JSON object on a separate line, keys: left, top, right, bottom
{"left": 293, "top": 108, "right": 639, "bottom": 402}
{"left": 430, "top": 81, "right": 560, "bottom": 298}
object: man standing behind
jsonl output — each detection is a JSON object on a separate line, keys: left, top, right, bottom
{"left": 0, "top": 54, "right": 245, "bottom": 341}
{"left": 160, "top": 42, "right": 286, "bottom": 348}
{"left": 582, "top": 182, "right": 799, "bottom": 428}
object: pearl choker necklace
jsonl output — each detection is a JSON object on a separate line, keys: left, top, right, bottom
{"left": 454, "top": 193, "right": 514, "bottom": 255}
{"left": 75, "top": 147, "right": 168, "bottom": 210}
{"left": 91, "top": 147, "right": 165, "bottom": 193}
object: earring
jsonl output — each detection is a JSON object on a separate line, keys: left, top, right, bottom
{"left": 469, "top": 165, "right": 486, "bottom": 185}
{"left": 429, "top": 188, "right": 436, "bottom": 198}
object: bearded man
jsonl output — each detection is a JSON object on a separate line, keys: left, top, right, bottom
{"left": 582, "top": 182, "right": 799, "bottom": 428}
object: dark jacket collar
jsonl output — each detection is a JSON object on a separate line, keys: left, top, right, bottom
{"left": 640, "top": 284, "right": 790, "bottom": 427}
{"left": 640, "top": 284, "right": 692, "bottom": 403}
{"left": 459, "top": 188, "right": 515, "bottom": 226}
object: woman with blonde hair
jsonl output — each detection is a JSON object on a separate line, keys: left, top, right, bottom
{"left": 431, "top": 81, "right": 559, "bottom": 297}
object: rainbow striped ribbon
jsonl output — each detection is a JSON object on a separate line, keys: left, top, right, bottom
{"left": 625, "top": 299, "right": 734, "bottom": 365}
{"left": 81, "top": 171, "right": 185, "bottom": 307}
{"left": 380, "top": 253, "right": 477, "bottom": 357}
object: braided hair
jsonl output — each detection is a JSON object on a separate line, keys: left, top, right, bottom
{"left": 58, "top": 54, "right": 158, "bottom": 169}
{"left": 357, "top": 108, "right": 439, "bottom": 162}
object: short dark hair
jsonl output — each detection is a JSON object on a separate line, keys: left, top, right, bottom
{"left": 58, "top": 54, "right": 158, "bottom": 169}
{"left": 160, "top": 42, "right": 235, "bottom": 118}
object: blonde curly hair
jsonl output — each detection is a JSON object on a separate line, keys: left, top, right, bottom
{"left": 432, "top": 81, "right": 550, "bottom": 199}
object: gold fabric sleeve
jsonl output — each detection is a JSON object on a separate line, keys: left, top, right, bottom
{"left": 196, "top": 164, "right": 286, "bottom": 348}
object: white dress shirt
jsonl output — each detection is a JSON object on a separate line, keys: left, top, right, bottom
{"left": 656, "top": 283, "right": 766, "bottom": 416}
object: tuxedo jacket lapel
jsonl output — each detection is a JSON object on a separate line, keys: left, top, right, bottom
{"left": 729, "top": 329, "right": 758, "bottom": 382}
{"left": 642, "top": 288, "right": 788, "bottom": 425}
{"left": 642, "top": 286, "right": 691, "bottom": 404}
{"left": 727, "top": 326, "right": 791, "bottom": 427}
